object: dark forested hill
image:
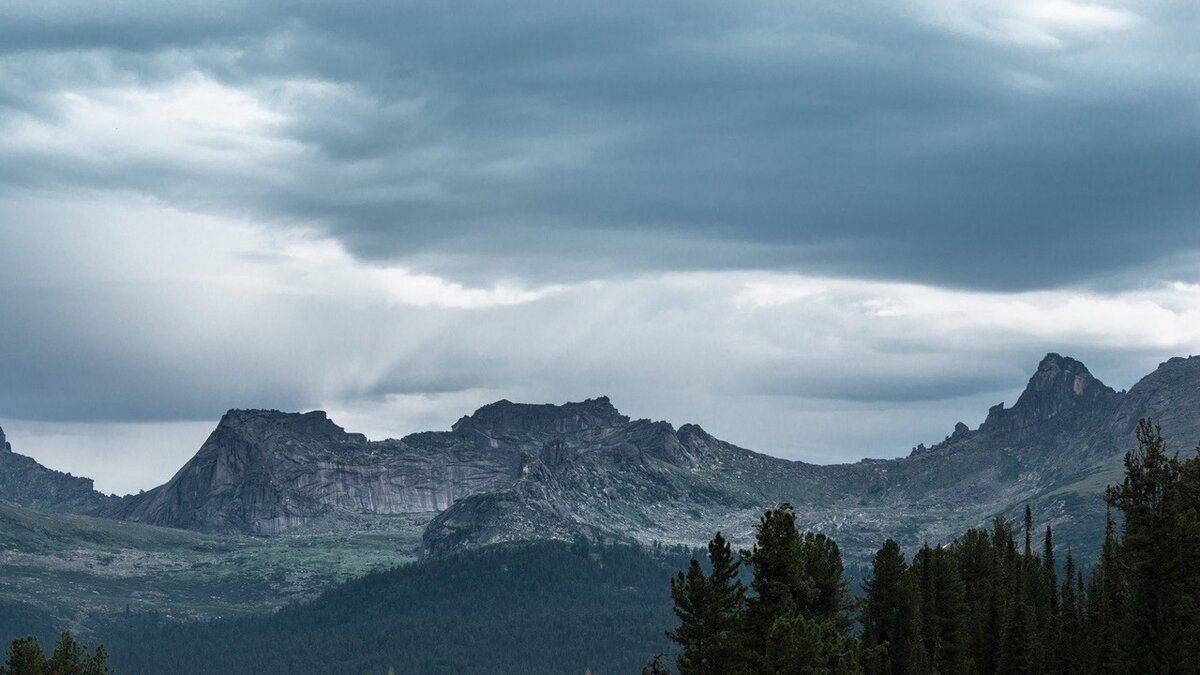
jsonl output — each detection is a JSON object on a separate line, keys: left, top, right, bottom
{"left": 102, "top": 541, "right": 691, "bottom": 675}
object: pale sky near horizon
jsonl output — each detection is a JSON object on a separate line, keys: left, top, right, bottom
{"left": 1, "top": 0, "right": 1198, "bottom": 495}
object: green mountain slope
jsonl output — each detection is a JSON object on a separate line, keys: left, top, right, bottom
{"left": 0, "top": 501, "right": 410, "bottom": 635}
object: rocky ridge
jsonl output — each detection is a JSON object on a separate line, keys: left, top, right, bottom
{"left": 4, "top": 354, "right": 1199, "bottom": 564}
{"left": 107, "top": 409, "right": 523, "bottom": 535}
{"left": 420, "top": 353, "right": 1200, "bottom": 561}
{"left": 0, "top": 426, "right": 116, "bottom": 514}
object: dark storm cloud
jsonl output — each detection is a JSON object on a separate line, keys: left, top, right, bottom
{"left": 2, "top": 0, "right": 1197, "bottom": 289}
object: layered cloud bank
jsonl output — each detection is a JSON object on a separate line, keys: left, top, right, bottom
{"left": 2, "top": 0, "right": 1197, "bottom": 286}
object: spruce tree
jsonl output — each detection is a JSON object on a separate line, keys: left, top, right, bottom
{"left": 669, "top": 532, "right": 748, "bottom": 675}
{"left": 1104, "top": 419, "right": 1200, "bottom": 672}
{"left": 743, "top": 504, "right": 808, "bottom": 670}
{"left": 1024, "top": 505, "right": 1033, "bottom": 559}
{"left": 952, "top": 525, "right": 1006, "bottom": 675}
{"left": 1057, "top": 551, "right": 1081, "bottom": 675}
{"left": 1105, "top": 419, "right": 1175, "bottom": 672}
{"left": 798, "top": 532, "right": 849, "bottom": 624}
{"left": 742, "top": 505, "right": 862, "bottom": 674}
{"left": 861, "top": 539, "right": 919, "bottom": 675}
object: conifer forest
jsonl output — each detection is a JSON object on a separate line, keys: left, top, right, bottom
{"left": 660, "top": 419, "right": 1200, "bottom": 674}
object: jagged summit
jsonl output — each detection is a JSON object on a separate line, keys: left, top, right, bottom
{"left": 0, "top": 425, "right": 9, "bottom": 452}
{"left": 216, "top": 408, "right": 362, "bottom": 444}
{"left": 980, "top": 353, "right": 1117, "bottom": 434}
{"left": 452, "top": 396, "right": 630, "bottom": 436}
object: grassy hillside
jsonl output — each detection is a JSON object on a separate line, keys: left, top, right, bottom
{"left": 0, "top": 502, "right": 412, "bottom": 637}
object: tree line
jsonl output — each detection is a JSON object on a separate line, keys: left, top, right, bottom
{"left": 2, "top": 632, "right": 109, "bottom": 675}
{"left": 658, "top": 419, "right": 1200, "bottom": 674}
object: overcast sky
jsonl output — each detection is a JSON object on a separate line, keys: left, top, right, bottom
{"left": 1, "top": 0, "right": 1198, "bottom": 495}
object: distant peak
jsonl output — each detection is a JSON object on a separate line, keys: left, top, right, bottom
{"left": 215, "top": 409, "right": 349, "bottom": 439}
{"left": 1038, "top": 352, "right": 1065, "bottom": 368}
{"left": 453, "top": 396, "right": 629, "bottom": 435}
{"left": 980, "top": 353, "right": 1116, "bottom": 433}
{"left": 0, "top": 425, "right": 8, "bottom": 453}
{"left": 1028, "top": 353, "right": 1099, "bottom": 392}
{"left": 1036, "top": 352, "right": 1083, "bottom": 373}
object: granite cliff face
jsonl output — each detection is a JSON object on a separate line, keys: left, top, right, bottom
{"left": 978, "top": 354, "right": 1119, "bottom": 436}
{"left": 109, "top": 409, "right": 523, "bottom": 535}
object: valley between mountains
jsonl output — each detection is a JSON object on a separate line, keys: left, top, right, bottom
{"left": 2, "top": 353, "right": 1199, "bottom": 633}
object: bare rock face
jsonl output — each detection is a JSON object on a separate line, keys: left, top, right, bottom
{"left": 979, "top": 353, "right": 1119, "bottom": 435}
{"left": 111, "top": 409, "right": 524, "bottom": 535}
{"left": 0, "top": 426, "right": 115, "bottom": 513}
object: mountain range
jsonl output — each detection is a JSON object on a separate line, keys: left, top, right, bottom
{"left": 5, "top": 352, "right": 1199, "bottom": 568}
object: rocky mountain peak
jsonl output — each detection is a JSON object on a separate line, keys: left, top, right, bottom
{"left": 215, "top": 409, "right": 361, "bottom": 443}
{"left": 980, "top": 353, "right": 1117, "bottom": 434}
{"left": 0, "top": 425, "right": 9, "bottom": 452}
{"left": 452, "top": 396, "right": 630, "bottom": 436}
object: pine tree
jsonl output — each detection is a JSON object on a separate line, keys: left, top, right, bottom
{"left": 1023, "top": 506, "right": 1033, "bottom": 559}
{"left": 642, "top": 654, "right": 672, "bottom": 675}
{"left": 48, "top": 632, "right": 85, "bottom": 674}
{"left": 952, "top": 526, "right": 998, "bottom": 675}
{"left": 743, "top": 504, "right": 809, "bottom": 670}
{"left": 668, "top": 532, "right": 748, "bottom": 674}
{"left": 1085, "top": 508, "right": 1125, "bottom": 673}
{"left": 741, "top": 505, "right": 862, "bottom": 674}
{"left": 1105, "top": 419, "right": 1176, "bottom": 672}
{"left": 2, "top": 636, "right": 46, "bottom": 675}
{"left": 1057, "top": 551, "right": 1081, "bottom": 675}
{"left": 911, "top": 544, "right": 968, "bottom": 674}
{"left": 798, "top": 532, "right": 849, "bottom": 624}
{"left": 1165, "top": 442, "right": 1200, "bottom": 671}
{"left": 861, "top": 539, "right": 919, "bottom": 675}
{"left": 80, "top": 644, "right": 111, "bottom": 675}
{"left": 1, "top": 632, "right": 109, "bottom": 675}
{"left": 1104, "top": 419, "right": 1200, "bottom": 672}
{"left": 1035, "top": 524, "right": 1057, "bottom": 673}
{"left": 764, "top": 613, "right": 862, "bottom": 675}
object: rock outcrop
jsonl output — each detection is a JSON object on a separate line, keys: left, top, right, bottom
{"left": 979, "top": 353, "right": 1119, "bottom": 436}
{"left": 109, "top": 409, "right": 524, "bottom": 535}
{"left": 0, "top": 426, "right": 116, "bottom": 513}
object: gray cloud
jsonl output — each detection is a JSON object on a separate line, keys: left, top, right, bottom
{"left": 1, "top": 0, "right": 1197, "bottom": 289}
{"left": 1, "top": 1, "right": 1199, "bottom": 490}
